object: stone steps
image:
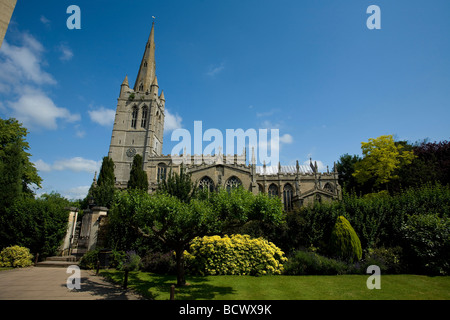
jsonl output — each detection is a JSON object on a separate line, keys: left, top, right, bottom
{"left": 35, "top": 255, "right": 78, "bottom": 268}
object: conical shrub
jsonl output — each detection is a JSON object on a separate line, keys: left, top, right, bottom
{"left": 329, "top": 216, "right": 362, "bottom": 263}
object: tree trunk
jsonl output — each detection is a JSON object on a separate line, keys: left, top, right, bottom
{"left": 175, "top": 246, "right": 186, "bottom": 287}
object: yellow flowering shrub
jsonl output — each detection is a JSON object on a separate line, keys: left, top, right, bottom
{"left": 0, "top": 245, "right": 33, "bottom": 268}
{"left": 185, "top": 234, "right": 287, "bottom": 276}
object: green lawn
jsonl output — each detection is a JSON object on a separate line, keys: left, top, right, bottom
{"left": 99, "top": 270, "right": 450, "bottom": 300}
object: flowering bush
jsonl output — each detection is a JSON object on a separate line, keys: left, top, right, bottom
{"left": 0, "top": 245, "right": 33, "bottom": 268}
{"left": 185, "top": 234, "right": 287, "bottom": 276}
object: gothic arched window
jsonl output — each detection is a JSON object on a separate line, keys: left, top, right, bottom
{"left": 268, "top": 184, "right": 278, "bottom": 197}
{"left": 258, "top": 183, "right": 264, "bottom": 194}
{"left": 199, "top": 176, "right": 215, "bottom": 193}
{"left": 131, "top": 106, "right": 138, "bottom": 129}
{"left": 324, "top": 182, "right": 334, "bottom": 193}
{"left": 283, "top": 184, "right": 293, "bottom": 211}
{"left": 141, "top": 106, "right": 148, "bottom": 128}
{"left": 225, "top": 176, "right": 242, "bottom": 192}
{"left": 157, "top": 163, "right": 167, "bottom": 181}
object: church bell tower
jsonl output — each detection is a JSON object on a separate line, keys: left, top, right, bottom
{"left": 108, "top": 22, "right": 165, "bottom": 188}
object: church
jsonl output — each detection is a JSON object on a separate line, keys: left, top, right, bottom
{"left": 107, "top": 22, "right": 341, "bottom": 211}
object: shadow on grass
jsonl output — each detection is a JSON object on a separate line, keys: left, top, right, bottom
{"left": 100, "top": 270, "right": 236, "bottom": 300}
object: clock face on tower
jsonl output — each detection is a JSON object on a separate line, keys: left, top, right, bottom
{"left": 126, "top": 148, "right": 137, "bottom": 158}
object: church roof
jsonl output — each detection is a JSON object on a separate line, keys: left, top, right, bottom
{"left": 256, "top": 165, "right": 313, "bottom": 175}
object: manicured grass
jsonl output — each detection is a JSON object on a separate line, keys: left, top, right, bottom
{"left": 99, "top": 270, "right": 450, "bottom": 300}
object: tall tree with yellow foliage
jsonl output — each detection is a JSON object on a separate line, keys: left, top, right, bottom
{"left": 353, "top": 135, "right": 416, "bottom": 190}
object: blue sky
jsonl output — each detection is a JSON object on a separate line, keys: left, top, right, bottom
{"left": 0, "top": 0, "right": 449, "bottom": 199}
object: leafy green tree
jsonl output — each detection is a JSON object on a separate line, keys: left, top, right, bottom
{"left": 91, "top": 156, "right": 116, "bottom": 208}
{"left": 127, "top": 154, "right": 149, "bottom": 191}
{"left": 158, "top": 164, "right": 197, "bottom": 203}
{"left": 353, "top": 135, "right": 416, "bottom": 190}
{"left": 336, "top": 153, "right": 362, "bottom": 194}
{"left": 111, "top": 190, "right": 219, "bottom": 286}
{"left": 0, "top": 118, "right": 42, "bottom": 206}
{"left": 0, "top": 193, "right": 70, "bottom": 257}
{"left": 393, "top": 140, "right": 450, "bottom": 191}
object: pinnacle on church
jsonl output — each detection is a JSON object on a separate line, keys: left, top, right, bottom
{"left": 122, "top": 75, "right": 129, "bottom": 87}
{"left": 159, "top": 90, "right": 165, "bottom": 101}
{"left": 152, "top": 75, "right": 159, "bottom": 87}
{"left": 134, "top": 21, "right": 156, "bottom": 92}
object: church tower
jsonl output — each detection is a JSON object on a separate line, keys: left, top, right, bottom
{"left": 108, "top": 22, "right": 165, "bottom": 188}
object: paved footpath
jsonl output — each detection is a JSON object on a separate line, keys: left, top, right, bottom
{"left": 0, "top": 266, "right": 144, "bottom": 300}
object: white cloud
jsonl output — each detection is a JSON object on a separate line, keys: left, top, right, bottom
{"left": 8, "top": 87, "right": 80, "bottom": 130}
{"left": 53, "top": 157, "right": 102, "bottom": 173}
{"left": 88, "top": 107, "right": 115, "bottom": 127}
{"left": 0, "top": 32, "right": 81, "bottom": 130}
{"left": 0, "top": 37, "right": 56, "bottom": 86}
{"left": 40, "top": 16, "right": 51, "bottom": 27}
{"left": 35, "top": 157, "right": 101, "bottom": 174}
{"left": 58, "top": 43, "right": 74, "bottom": 61}
{"left": 164, "top": 108, "right": 183, "bottom": 133}
{"left": 64, "top": 185, "right": 90, "bottom": 200}
{"left": 34, "top": 159, "right": 52, "bottom": 172}
{"left": 206, "top": 62, "right": 225, "bottom": 77}
{"left": 279, "top": 133, "right": 293, "bottom": 144}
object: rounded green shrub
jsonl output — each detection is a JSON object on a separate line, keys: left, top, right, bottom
{"left": 78, "top": 249, "right": 100, "bottom": 269}
{"left": 329, "top": 216, "right": 362, "bottom": 263}
{"left": 185, "top": 234, "right": 287, "bottom": 276}
{"left": 0, "top": 245, "right": 33, "bottom": 268}
{"left": 283, "top": 250, "right": 349, "bottom": 275}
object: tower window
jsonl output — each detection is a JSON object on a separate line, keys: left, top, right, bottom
{"left": 131, "top": 107, "right": 138, "bottom": 129}
{"left": 141, "top": 106, "right": 148, "bottom": 128}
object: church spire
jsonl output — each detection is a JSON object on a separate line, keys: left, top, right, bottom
{"left": 134, "top": 21, "right": 156, "bottom": 92}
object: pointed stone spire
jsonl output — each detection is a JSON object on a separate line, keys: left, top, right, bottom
{"left": 159, "top": 89, "right": 165, "bottom": 101}
{"left": 120, "top": 75, "right": 130, "bottom": 97}
{"left": 152, "top": 75, "right": 159, "bottom": 87}
{"left": 122, "top": 75, "right": 129, "bottom": 87}
{"left": 151, "top": 75, "right": 159, "bottom": 96}
{"left": 309, "top": 158, "right": 315, "bottom": 173}
{"left": 93, "top": 171, "right": 98, "bottom": 188}
{"left": 134, "top": 21, "right": 156, "bottom": 92}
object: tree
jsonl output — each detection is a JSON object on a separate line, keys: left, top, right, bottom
{"left": 109, "top": 186, "right": 285, "bottom": 286}
{"left": 158, "top": 164, "right": 197, "bottom": 203}
{"left": 329, "top": 216, "right": 362, "bottom": 263}
{"left": 0, "top": 118, "right": 42, "bottom": 206}
{"left": 335, "top": 154, "right": 361, "bottom": 194}
{"left": 353, "top": 135, "right": 415, "bottom": 190}
{"left": 111, "top": 190, "right": 219, "bottom": 286}
{"left": 127, "top": 154, "right": 149, "bottom": 191}
{"left": 91, "top": 156, "right": 116, "bottom": 208}
{"left": 0, "top": 193, "right": 70, "bottom": 257}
